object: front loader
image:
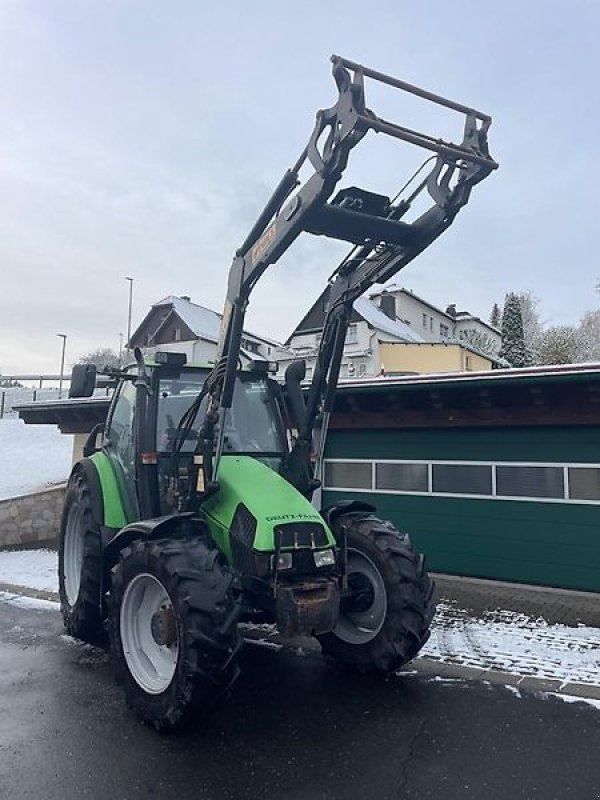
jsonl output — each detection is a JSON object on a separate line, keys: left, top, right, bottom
{"left": 60, "top": 56, "right": 497, "bottom": 730}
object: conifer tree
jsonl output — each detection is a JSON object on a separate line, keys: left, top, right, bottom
{"left": 498, "top": 293, "right": 532, "bottom": 367}
{"left": 489, "top": 302, "right": 501, "bottom": 328}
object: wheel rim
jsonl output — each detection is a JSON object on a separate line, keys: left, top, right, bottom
{"left": 120, "top": 573, "right": 179, "bottom": 695}
{"left": 64, "top": 503, "right": 85, "bottom": 606}
{"left": 335, "top": 548, "right": 387, "bottom": 645}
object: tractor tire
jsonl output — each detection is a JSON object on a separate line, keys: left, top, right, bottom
{"left": 108, "top": 536, "right": 243, "bottom": 732}
{"left": 318, "top": 512, "right": 435, "bottom": 673}
{"left": 58, "top": 469, "right": 104, "bottom": 643}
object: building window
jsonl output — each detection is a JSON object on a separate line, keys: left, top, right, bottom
{"left": 432, "top": 464, "right": 493, "bottom": 495}
{"left": 376, "top": 463, "right": 428, "bottom": 492}
{"left": 496, "top": 466, "right": 564, "bottom": 499}
{"left": 323, "top": 459, "right": 600, "bottom": 505}
{"left": 358, "top": 363, "right": 367, "bottom": 377}
{"left": 465, "top": 356, "right": 472, "bottom": 370}
{"left": 324, "top": 461, "right": 372, "bottom": 490}
{"left": 429, "top": 317, "right": 433, "bottom": 331}
{"left": 346, "top": 324, "right": 358, "bottom": 344}
{"left": 422, "top": 313, "right": 428, "bottom": 329}
{"left": 174, "top": 328, "right": 181, "bottom": 342}
{"left": 440, "top": 324, "right": 449, "bottom": 338}
{"left": 568, "top": 467, "right": 600, "bottom": 501}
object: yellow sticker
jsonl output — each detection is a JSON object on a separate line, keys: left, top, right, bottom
{"left": 251, "top": 222, "right": 277, "bottom": 265}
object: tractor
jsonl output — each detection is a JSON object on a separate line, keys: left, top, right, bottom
{"left": 61, "top": 55, "right": 497, "bottom": 730}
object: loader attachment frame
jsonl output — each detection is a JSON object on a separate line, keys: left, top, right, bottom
{"left": 188, "top": 55, "right": 497, "bottom": 505}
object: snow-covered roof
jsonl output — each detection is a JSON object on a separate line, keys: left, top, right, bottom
{"left": 153, "top": 296, "right": 221, "bottom": 342}
{"left": 152, "top": 296, "right": 280, "bottom": 346}
{"left": 370, "top": 286, "right": 500, "bottom": 336}
{"left": 353, "top": 296, "right": 426, "bottom": 343}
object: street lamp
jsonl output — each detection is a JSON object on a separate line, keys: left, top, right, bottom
{"left": 57, "top": 333, "right": 67, "bottom": 399}
{"left": 126, "top": 277, "right": 134, "bottom": 352}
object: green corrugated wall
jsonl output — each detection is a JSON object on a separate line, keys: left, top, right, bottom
{"left": 323, "top": 426, "right": 600, "bottom": 592}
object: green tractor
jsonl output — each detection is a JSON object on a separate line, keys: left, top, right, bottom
{"left": 60, "top": 56, "right": 497, "bottom": 730}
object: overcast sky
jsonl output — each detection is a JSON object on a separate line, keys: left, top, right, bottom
{"left": 1, "top": 0, "right": 599, "bottom": 374}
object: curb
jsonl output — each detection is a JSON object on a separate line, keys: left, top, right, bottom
{"left": 3, "top": 583, "right": 599, "bottom": 704}
{"left": 0, "top": 581, "right": 59, "bottom": 603}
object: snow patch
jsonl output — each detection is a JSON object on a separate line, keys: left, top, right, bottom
{"left": 0, "top": 419, "right": 71, "bottom": 500}
{"left": 0, "top": 591, "right": 60, "bottom": 611}
{"left": 422, "top": 601, "right": 600, "bottom": 686}
{"left": 244, "top": 637, "right": 283, "bottom": 652}
{"left": 546, "top": 693, "right": 600, "bottom": 711}
{"left": 504, "top": 685, "right": 522, "bottom": 699}
{"left": 0, "top": 548, "right": 58, "bottom": 592}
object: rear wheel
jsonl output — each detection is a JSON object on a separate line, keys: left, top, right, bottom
{"left": 108, "top": 537, "right": 242, "bottom": 732}
{"left": 58, "top": 469, "right": 104, "bottom": 642}
{"left": 318, "top": 513, "right": 435, "bottom": 673}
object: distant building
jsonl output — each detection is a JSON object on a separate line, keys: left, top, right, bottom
{"left": 275, "top": 285, "right": 503, "bottom": 379}
{"left": 129, "top": 295, "right": 279, "bottom": 364}
{"left": 369, "top": 286, "right": 501, "bottom": 351}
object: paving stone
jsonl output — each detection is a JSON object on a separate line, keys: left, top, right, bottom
{"left": 559, "top": 683, "right": 600, "bottom": 700}
{"left": 481, "top": 669, "right": 523, "bottom": 687}
{"left": 517, "top": 677, "right": 563, "bottom": 693}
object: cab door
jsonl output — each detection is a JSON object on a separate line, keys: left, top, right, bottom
{"left": 104, "top": 377, "right": 139, "bottom": 522}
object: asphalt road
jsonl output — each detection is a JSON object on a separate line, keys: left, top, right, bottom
{"left": 0, "top": 601, "right": 599, "bottom": 800}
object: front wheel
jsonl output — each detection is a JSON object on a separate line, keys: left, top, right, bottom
{"left": 108, "top": 536, "right": 242, "bottom": 732}
{"left": 58, "top": 469, "right": 104, "bottom": 642}
{"left": 318, "top": 513, "right": 435, "bottom": 673}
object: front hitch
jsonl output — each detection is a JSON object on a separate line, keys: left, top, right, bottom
{"left": 275, "top": 579, "right": 340, "bottom": 638}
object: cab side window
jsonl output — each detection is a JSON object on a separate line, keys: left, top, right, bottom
{"left": 105, "top": 378, "right": 138, "bottom": 518}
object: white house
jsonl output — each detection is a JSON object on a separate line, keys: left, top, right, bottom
{"left": 370, "top": 286, "right": 502, "bottom": 351}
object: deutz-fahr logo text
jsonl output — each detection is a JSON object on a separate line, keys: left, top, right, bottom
{"left": 266, "top": 513, "right": 320, "bottom": 523}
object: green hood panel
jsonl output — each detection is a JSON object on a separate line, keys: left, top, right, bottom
{"left": 202, "top": 456, "right": 335, "bottom": 552}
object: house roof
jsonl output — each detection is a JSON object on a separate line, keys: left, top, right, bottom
{"left": 370, "top": 285, "right": 453, "bottom": 321}
{"left": 372, "top": 286, "right": 500, "bottom": 337}
{"left": 353, "top": 296, "right": 426, "bottom": 343}
{"left": 153, "top": 296, "right": 221, "bottom": 342}
{"left": 133, "top": 296, "right": 281, "bottom": 347}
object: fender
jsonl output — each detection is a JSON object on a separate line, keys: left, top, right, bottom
{"left": 320, "top": 500, "right": 376, "bottom": 529}
{"left": 70, "top": 458, "right": 104, "bottom": 529}
{"left": 103, "top": 512, "right": 198, "bottom": 569}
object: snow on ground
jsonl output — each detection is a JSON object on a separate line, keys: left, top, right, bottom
{"left": 422, "top": 601, "right": 600, "bottom": 686}
{"left": 0, "top": 419, "right": 72, "bottom": 499}
{"left": 546, "top": 693, "right": 600, "bottom": 710}
{"left": 0, "top": 548, "right": 58, "bottom": 591}
{"left": 0, "top": 591, "right": 59, "bottom": 611}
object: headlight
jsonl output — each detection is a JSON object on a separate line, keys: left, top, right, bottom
{"left": 314, "top": 549, "right": 336, "bottom": 568}
{"left": 271, "top": 552, "right": 293, "bottom": 571}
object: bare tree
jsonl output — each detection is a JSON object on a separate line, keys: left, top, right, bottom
{"left": 578, "top": 310, "right": 600, "bottom": 362}
{"left": 537, "top": 326, "right": 586, "bottom": 365}
{"left": 78, "top": 348, "right": 122, "bottom": 370}
{"left": 516, "top": 291, "right": 543, "bottom": 364}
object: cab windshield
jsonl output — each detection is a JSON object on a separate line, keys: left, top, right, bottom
{"left": 156, "top": 370, "right": 285, "bottom": 457}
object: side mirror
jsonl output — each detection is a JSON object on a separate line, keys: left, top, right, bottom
{"left": 284, "top": 360, "right": 306, "bottom": 430}
{"left": 83, "top": 422, "right": 105, "bottom": 457}
{"left": 69, "top": 364, "right": 97, "bottom": 398}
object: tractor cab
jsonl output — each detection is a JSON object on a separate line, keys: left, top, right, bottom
{"left": 153, "top": 360, "right": 288, "bottom": 515}
{"left": 73, "top": 353, "right": 288, "bottom": 521}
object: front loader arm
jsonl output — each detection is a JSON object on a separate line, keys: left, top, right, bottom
{"left": 193, "top": 55, "right": 497, "bottom": 504}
